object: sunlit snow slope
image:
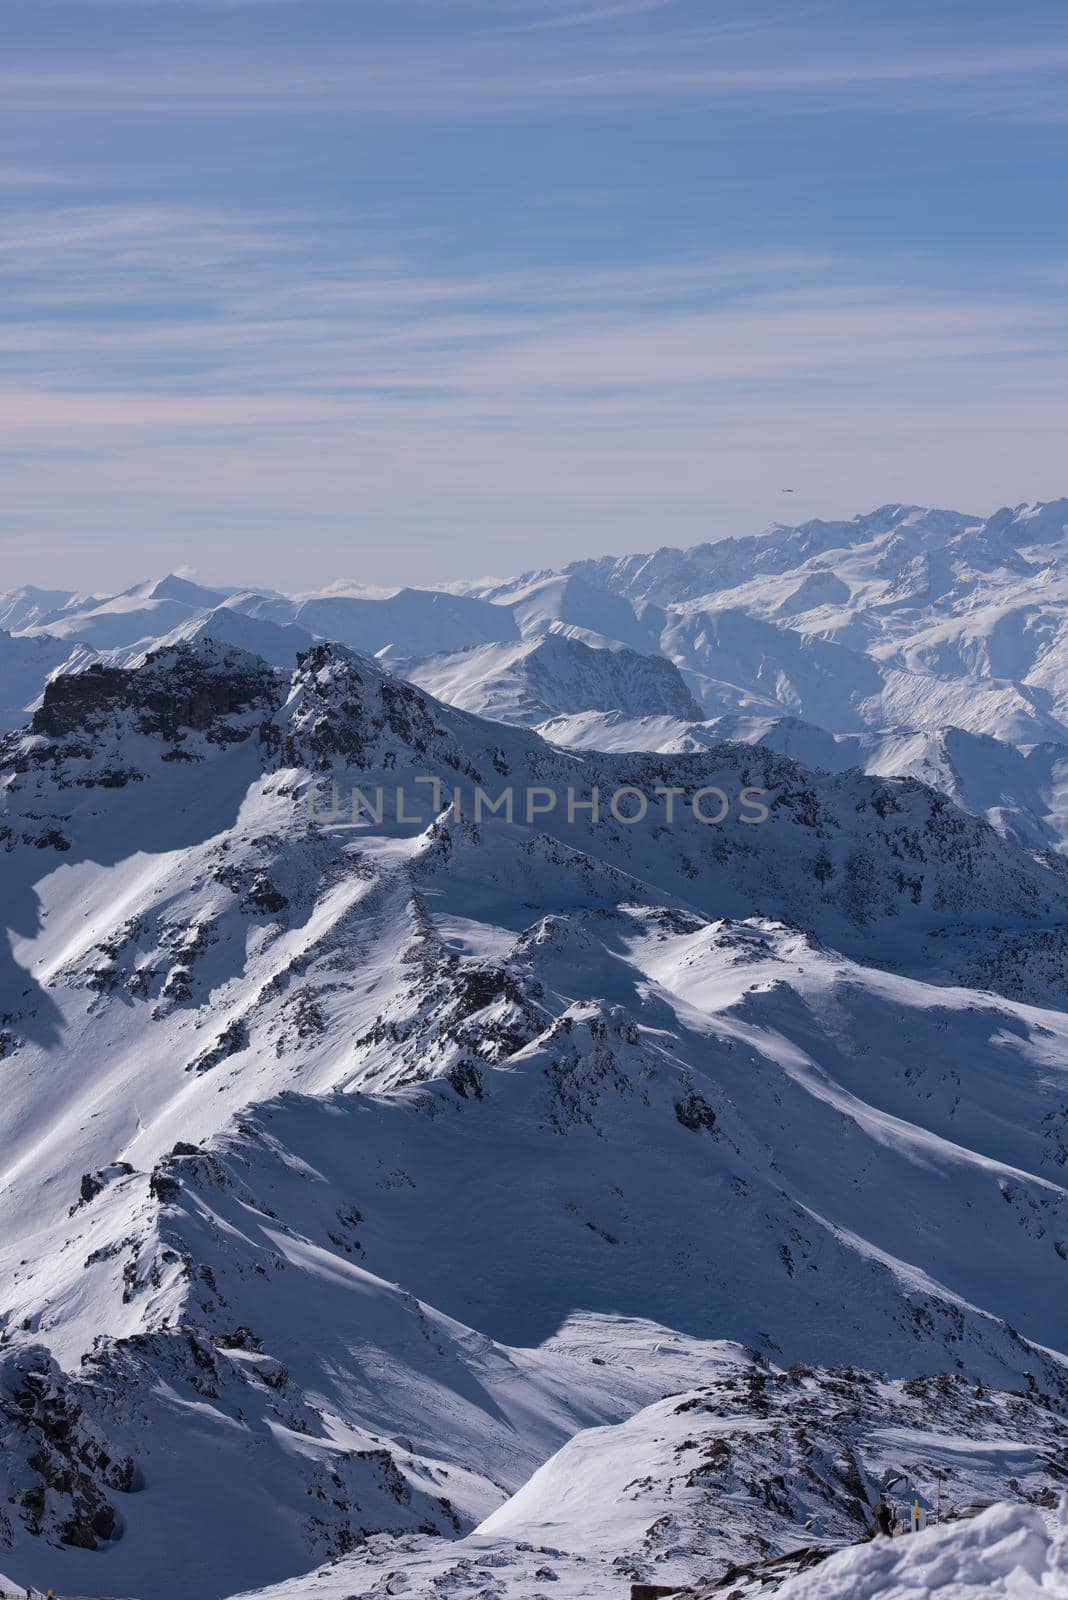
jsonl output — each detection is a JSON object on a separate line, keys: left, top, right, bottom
{"left": 0, "top": 636, "right": 1066, "bottom": 1597}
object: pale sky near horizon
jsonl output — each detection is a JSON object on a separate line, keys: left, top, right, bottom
{"left": 2, "top": 0, "right": 1068, "bottom": 592}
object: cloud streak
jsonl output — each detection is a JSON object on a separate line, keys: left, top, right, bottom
{"left": 2, "top": 208, "right": 1066, "bottom": 588}
{"left": 511, "top": 0, "right": 680, "bottom": 31}
{"left": 3, "top": 33, "right": 1068, "bottom": 117}
{"left": 4, "top": 200, "right": 1061, "bottom": 402}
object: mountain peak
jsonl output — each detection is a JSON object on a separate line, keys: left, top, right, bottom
{"left": 143, "top": 573, "right": 230, "bottom": 607}
{"left": 26, "top": 635, "right": 281, "bottom": 744}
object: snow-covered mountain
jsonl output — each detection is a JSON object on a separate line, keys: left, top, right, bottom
{"left": 478, "top": 570, "right": 659, "bottom": 651}
{"left": 240, "top": 586, "right": 522, "bottom": 660}
{"left": 226, "top": 1391, "right": 1068, "bottom": 1600}
{"left": 536, "top": 713, "right": 1068, "bottom": 853}
{"left": 15, "top": 575, "right": 237, "bottom": 651}
{"left": 0, "top": 631, "right": 73, "bottom": 734}
{"left": 557, "top": 501, "right": 1058, "bottom": 607}
{"left": 0, "top": 635, "right": 1067, "bottom": 1597}
{"left": 9, "top": 496, "right": 1068, "bottom": 772}
{"left": 0, "top": 586, "right": 96, "bottom": 634}
{"left": 5, "top": 499, "right": 1068, "bottom": 1599}
{"left": 407, "top": 631, "right": 703, "bottom": 725}
{"left": 567, "top": 500, "right": 1068, "bottom": 741}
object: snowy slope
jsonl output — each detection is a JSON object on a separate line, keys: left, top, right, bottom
{"left": 479, "top": 571, "right": 656, "bottom": 651}
{"left": 560, "top": 505, "right": 987, "bottom": 608}
{"left": 0, "top": 586, "right": 86, "bottom": 634}
{"left": 407, "top": 631, "right": 703, "bottom": 725}
{"left": 761, "top": 1500, "right": 1068, "bottom": 1600}
{"left": 0, "top": 632, "right": 73, "bottom": 734}
{"left": 231, "top": 587, "right": 521, "bottom": 660}
{"left": 562, "top": 499, "right": 1068, "bottom": 740}
{"left": 15, "top": 497, "right": 1068, "bottom": 758}
{"left": 226, "top": 1402, "right": 1068, "bottom": 1600}
{"left": 14, "top": 576, "right": 233, "bottom": 652}
{"left": 149, "top": 607, "right": 316, "bottom": 669}
{"left": 0, "top": 639, "right": 1067, "bottom": 1597}
{"left": 536, "top": 714, "right": 1068, "bottom": 853}
{"left": 10, "top": 500, "right": 1068, "bottom": 1597}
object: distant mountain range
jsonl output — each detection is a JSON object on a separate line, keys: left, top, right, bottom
{"left": 5, "top": 499, "right": 1068, "bottom": 743}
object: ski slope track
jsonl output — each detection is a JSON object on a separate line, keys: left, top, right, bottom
{"left": 1, "top": 503, "right": 1068, "bottom": 1597}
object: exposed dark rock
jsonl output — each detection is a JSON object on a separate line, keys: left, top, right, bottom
{"left": 0, "top": 1350, "right": 134, "bottom": 1551}
{"left": 675, "top": 1090, "right": 717, "bottom": 1134}
{"left": 32, "top": 647, "right": 279, "bottom": 744}
{"left": 186, "top": 1019, "right": 249, "bottom": 1075}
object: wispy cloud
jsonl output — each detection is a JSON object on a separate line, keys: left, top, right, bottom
{"left": 1, "top": 3, "right": 1065, "bottom": 588}
{"left": 1, "top": 196, "right": 1064, "bottom": 407}
{"left": 70, "top": 0, "right": 288, "bottom": 7}
{"left": 0, "top": 165, "right": 85, "bottom": 187}
{"left": 1, "top": 193, "right": 1065, "bottom": 587}
{"left": 512, "top": 0, "right": 680, "bottom": 31}
{"left": 3, "top": 34, "right": 1067, "bottom": 117}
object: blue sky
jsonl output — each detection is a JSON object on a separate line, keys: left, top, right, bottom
{"left": 2, "top": 0, "right": 1068, "bottom": 590}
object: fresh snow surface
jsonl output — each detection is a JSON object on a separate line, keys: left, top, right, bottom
{"left": 768, "top": 1499, "right": 1068, "bottom": 1600}
{"left": 534, "top": 712, "right": 1068, "bottom": 852}
{"left": 480, "top": 571, "right": 659, "bottom": 651}
{"left": 0, "top": 632, "right": 72, "bottom": 733}
{"left": 407, "top": 630, "right": 703, "bottom": 725}
{"left": 224, "top": 1497, "right": 1068, "bottom": 1600}
{"left": 0, "top": 638, "right": 1066, "bottom": 1596}
{"left": 4, "top": 502, "right": 1068, "bottom": 1599}
{"left": 13, "top": 499, "right": 1068, "bottom": 817}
